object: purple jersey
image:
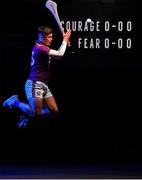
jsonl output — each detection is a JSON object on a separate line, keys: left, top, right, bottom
{"left": 29, "top": 42, "right": 50, "bottom": 84}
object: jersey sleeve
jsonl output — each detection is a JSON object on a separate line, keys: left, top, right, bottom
{"left": 48, "top": 41, "right": 67, "bottom": 59}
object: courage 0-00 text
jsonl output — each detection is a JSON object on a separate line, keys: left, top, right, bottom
{"left": 61, "top": 20, "right": 132, "bottom": 32}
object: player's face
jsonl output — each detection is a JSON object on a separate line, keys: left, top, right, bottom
{"left": 44, "top": 33, "right": 53, "bottom": 46}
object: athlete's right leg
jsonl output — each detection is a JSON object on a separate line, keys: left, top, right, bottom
{"left": 3, "top": 95, "right": 19, "bottom": 109}
{"left": 3, "top": 95, "right": 32, "bottom": 116}
{"left": 17, "top": 97, "right": 43, "bottom": 128}
{"left": 3, "top": 94, "right": 33, "bottom": 128}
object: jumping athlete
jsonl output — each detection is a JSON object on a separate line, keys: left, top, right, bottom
{"left": 3, "top": 26, "right": 71, "bottom": 128}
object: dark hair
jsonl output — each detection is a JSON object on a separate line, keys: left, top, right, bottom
{"left": 38, "top": 26, "right": 52, "bottom": 35}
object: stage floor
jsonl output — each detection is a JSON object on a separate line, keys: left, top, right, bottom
{"left": 0, "top": 163, "right": 142, "bottom": 178}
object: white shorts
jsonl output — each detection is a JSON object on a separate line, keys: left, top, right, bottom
{"left": 25, "top": 79, "right": 53, "bottom": 100}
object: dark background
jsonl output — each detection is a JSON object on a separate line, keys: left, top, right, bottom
{"left": 0, "top": 0, "right": 140, "bottom": 166}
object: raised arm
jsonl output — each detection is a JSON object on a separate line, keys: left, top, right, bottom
{"left": 48, "top": 30, "right": 71, "bottom": 59}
